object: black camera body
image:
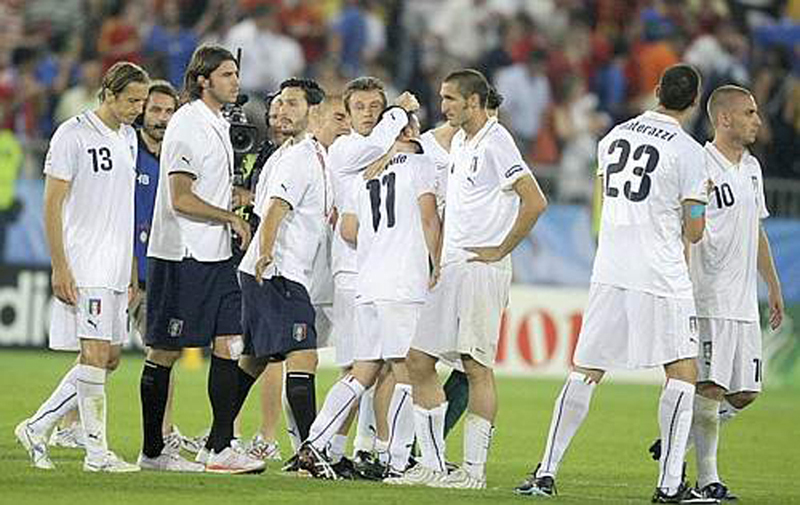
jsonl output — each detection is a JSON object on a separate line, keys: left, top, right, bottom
{"left": 222, "top": 93, "right": 260, "bottom": 187}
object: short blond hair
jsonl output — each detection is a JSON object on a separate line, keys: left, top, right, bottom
{"left": 707, "top": 85, "right": 752, "bottom": 126}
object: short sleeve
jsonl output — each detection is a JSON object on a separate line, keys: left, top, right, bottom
{"left": 341, "top": 177, "right": 360, "bottom": 215}
{"left": 266, "top": 148, "right": 311, "bottom": 210}
{"left": 679, "top": 142, "right": 709, "bottom": 204}
{"left": 163, "top": 136, "right": 200, "bottom": 177}
{"left": 486, "top": 129, "right": 531, "bottom": 191}
{"left": 43, "top": 124, "right": 80, "bottom": 181}
{"left": 413, "top": 156, "right": 436, "bottom": 199}
{"left": 596, "top": 134, "right": 610, "bottom": 177}
{"left": 752, "top": 160, "right": 769, "bottom": 219}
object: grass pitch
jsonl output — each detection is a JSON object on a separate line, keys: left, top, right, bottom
{"left": 1, "top": 350, "right": 798, "bottom": 504}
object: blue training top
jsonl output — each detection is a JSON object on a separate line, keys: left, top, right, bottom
{"left": 134, "top": 131, "right": 160, "bottom": 287}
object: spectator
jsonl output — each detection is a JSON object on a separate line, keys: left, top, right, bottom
{"left": 97, "top": 0, "right": 143, "bottom": 72}
{"left": 143, "top": 0, "right": 200, "bottom": 89}
{"left": 54, "top": 59, "right": 102, "bottom": 125}
{"left": 494, "top": 49, "right": 551, "bottom": 152}
{"left": 331, "top": 0, "right": 369, "bottom": 77}
{"left": 279, "top": 0, "right": 328, "bottom": 72}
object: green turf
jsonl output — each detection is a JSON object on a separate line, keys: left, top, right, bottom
{"left": 1, "top": 350, "right": 798, "bottom": 504}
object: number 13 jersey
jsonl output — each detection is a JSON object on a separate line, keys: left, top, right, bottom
{"left": 592, "top": 110, "right": 708, "bottom": 299}
{"left": 44, "top": 111, "right": 137, "bottom": 292}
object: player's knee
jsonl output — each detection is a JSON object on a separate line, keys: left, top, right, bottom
{"left": 79, "top": 340, "right": 111, "bottom": 368}
{"left": 146, "top": 348, "right": 181, "bottom": 367}
{"left": 664, "top": 358, "right": 698, "bottom": 384}
{"left": 286, "top": 349, "right": 318, "bottom": 373}
{"left": 106, "top": 355, "right": 121, "bottom": 372}
{"left": 695, "top": 381, "right": 726, "bottom": 401}
{"left": 462, "top": 357, "right": 491, "bottom": 383}
{"left": 573, "top": 366, "right": 605, "bottom": 384}
{"left": 727, "top": 391, "right": 759, "bottom": 409}
{"left": 407, "top": 349, "right": 435, "bottom": 377}
{"left": 212, "top": 335, "right": 245, "bottom": 360}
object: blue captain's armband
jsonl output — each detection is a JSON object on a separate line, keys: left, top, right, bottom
{"left": 690, "top": 204, "right": 706, "bottom": 219}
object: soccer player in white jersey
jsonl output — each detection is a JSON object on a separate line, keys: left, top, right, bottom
{"left": 325, "top": 77, "right": 420, "bottom": 473}
{"left": 514, "top": 64, "right": 716, "bottom": 504}
{"left": 15, "top": 62, "right": 149, "bottom": 473}
{"left": 683, "top": 85, "right": 783, "bottom": 501}
{"left": 417, "top": 87, "right": 505, "bottom": 441}
{"left": 398, "top": 69, "right": 548, "bottom": 489}
{"left": 298, "top": 113, "right": 441, "bottom": 479}
{"left": 228, "top": 79, "right": 349, "bottom": 465}
{"left": 137, "top": 45, "right": 257, "bottom": 474}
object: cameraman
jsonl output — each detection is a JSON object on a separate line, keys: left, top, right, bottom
{"left": 137, "top": 45, "right": 261, "bottom": 474}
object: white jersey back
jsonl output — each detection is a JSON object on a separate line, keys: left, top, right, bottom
{"left": 443, "top": 117, "right": 531, "bottom": 268}
{"left": 239, "top": 136, "right": 331, "bottom": 288}
{"left": 690, "top": 143, "right": 768, "bottom": 321}
{"left": 328, "top": 109, "right": 409, "bottom": 277}
{"left": 44, "top": 111, "right": 137, "bottom": 291}
{"left": 592, "top": 110, "right": 708, "bottom": 299}
{"left": 349, "top": 152, "right": 436, "bottom": 304}
{"left": 419, "top": 130, "right": 450, "bottom": 216}
{"left": 147, "top": 100, "right": 234, "bottom": 262}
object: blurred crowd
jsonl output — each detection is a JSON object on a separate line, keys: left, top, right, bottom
{"left": 1, "top": 0, "right": 799, "bottom": 204}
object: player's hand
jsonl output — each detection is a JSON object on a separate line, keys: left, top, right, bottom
{"left": 363, "top": 147, "right": 397, "bottom": 180}
{"left": 395, "top": 91, "right": 420, "bottom": 113}
{"left": 768, "top": 286, "right": 784, "bottom": 330}
{"left": 465, "top": 246, "right": 505, "bottom": 263}
{"left": 52, "top": 263, "right": 78, "bottom": 306}
{"left": 230, "top": 214, "right": 252, "bottom": 250}
{"left": 254, "top": 252, "right": 273, "bottom": 284}
{"left": 429, "top": 264, "right": 441, "bottom": 289}
{"left": 232, "top": 186, "right": 254, "bottom": 209}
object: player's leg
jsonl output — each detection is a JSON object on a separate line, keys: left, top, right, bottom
{"left": 373, "top": 363, "right": 395, "bottom": 467}
{"left": 443, "top": 369, "right": 469, "bottom": 438}
{"left": 406, "top": 348, "right": 447, "bottom": 473}
{"left": 285, "top": 349, "right": 319, "bottom": 444}
{"left": 248, "top": 362, "right": 283, "bottom": 461}
{"left": 386, "top": 359, "right": 414, "bottom": 476}
{"left": 657, "top": 357, "right": 697, "bottom": 497}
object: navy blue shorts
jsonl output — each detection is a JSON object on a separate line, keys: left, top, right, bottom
{"left": 240, "top": 273, "right": 317, "bottom": 361}
{"left": 145, "top": 257, "right": 242, "bottom": 349}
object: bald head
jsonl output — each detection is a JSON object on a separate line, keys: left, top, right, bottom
{"left": 312, "top": 95, "right": 350, "bottom": 148}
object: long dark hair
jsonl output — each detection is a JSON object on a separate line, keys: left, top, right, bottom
{"left": 182, "top": 44, "right": 236, "bottom": 102}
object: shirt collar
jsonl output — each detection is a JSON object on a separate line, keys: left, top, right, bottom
{"left": 641, "top": 110, "right": 681, "bottom": 126}
{"left": 85, "top": 110, "right": 118, "bottom": 137}
{"left": 465, "top": 116, "right": 497, "bottom": 148}
{"left": 193, "top": 99, "right": 229, "bottom": 130}
{"left": 705, "top": 142, "right": 751, "bottom": 171}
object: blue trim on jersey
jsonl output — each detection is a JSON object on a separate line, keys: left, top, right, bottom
{"left": 134, "top": 132, "right": 160, "bottom": 285}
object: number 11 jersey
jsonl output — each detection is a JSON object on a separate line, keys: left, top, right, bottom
{"left": 592, "top": 110, "right": 707, "bottom": 299}
{"left": 347, "top": 152, "right": 436, "bottom": 305}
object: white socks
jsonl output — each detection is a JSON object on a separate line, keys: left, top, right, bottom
{"left": 28, "top": 365, "right": 81, "bottom": 437}
{"left": 413, "top": 402, "right": 447, "bottom": 473}
{"left": 692, "top": 394, "right": 721, "bottom": 488}
{"left": 657, "top": 379, "right": 695, "bottom": 495}
{"left": 353, "top": 386, "right": 376, "bottom": 456}
{"left": 386, "top": 383, "right": 414, "bottom": 473}
{"left": 538, "top": 371, "right": 596, "bottom": 477}
{"left": 327, "top": 434, "right": 348, "bottom": 464}
{"left": 718, "top": 398, "right": 741, "bottom": 424}
{"left": 463, "top": 413, "right": 494, "bottom": 480}
{"left": 307, "top": 375, "right": 365, "bottom": 451}
{"left": 76, "top": 364, "right": 108, "bottom": 462}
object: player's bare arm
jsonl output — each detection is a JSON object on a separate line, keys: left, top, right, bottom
{"left": 757, "top": 224, "right": 784, "bottom": 329}
{"left": 253, "top": 197, "right": 292, "bottom": 281}
{"left": 129, "top": 255, "right": 139, "bottom": 305}
{"left": 340, "top": 212, "right": 358, "bottom": 246}
{"left": 418, "top": 193, "right": 441, "bottom": 287}
{"left": 43, "top": 175, "right": 78, "bottom": 305}
{"left": 169, "top": 172, "right": 251, "bottom": 249}
{"left": 682, "top": 199, "right": 707, "bottom": 244}
{"left": 467, "top": 174, "right": 547, "bottom": 263}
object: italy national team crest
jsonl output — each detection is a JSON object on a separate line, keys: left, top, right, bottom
{"left": 88, "top": 299, "right": 102, "bottom": 317}
{"left": 292, "top": 323, "right": 308, "bottom": 342}
{"left": 168, "top": 318, "right": 184, "bottom": 338}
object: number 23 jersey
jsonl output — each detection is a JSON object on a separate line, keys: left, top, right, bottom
{"left": 592, "top": 110, "right": 708, "bottom": 299}
{"left": 689, "top": 143, "right": 768, "bottom": 322}
{"left": 44, "top": 111, "right": 137, "bottom": 291}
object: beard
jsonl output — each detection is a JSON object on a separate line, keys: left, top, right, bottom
{"left": 144, "top": 123, "right": 166, "bottom": 141}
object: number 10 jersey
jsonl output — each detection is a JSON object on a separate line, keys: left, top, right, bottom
{"left": 591, "top": 110, "right": 708, "bottom": 300}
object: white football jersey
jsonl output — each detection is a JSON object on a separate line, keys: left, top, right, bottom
{"left": 442, "top": 117, "right": 531, "bottom": 268}
{"left": 328, "top": 108, "right": 409, "bottom": 277}
{"left": 239, "top": 136, "right": 331, "bottom": 288}
{"left": 147, "top": 100, "right": 235, "bottom": 262}
{"left": 347, "top": 152, "right": 436, "bottom": 303}
{"left": 592, "top": 110, "right": 708, "bottom": 299}
{"left": 690, "top": 143, "right": 768, "bottom": 321}
{"left": 44, "top": 111, "right": 137, "bottom": 292}
{"left": 419, "top": 130, "right": 451, "bottom": 216}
